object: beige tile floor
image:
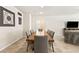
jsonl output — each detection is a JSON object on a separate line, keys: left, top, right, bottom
{"left": 0, "top": 37, "right": 79, "bottom": 53}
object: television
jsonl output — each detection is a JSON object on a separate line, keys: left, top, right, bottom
{"left": 67, "top": 21, "right": 78, "bottom": 28}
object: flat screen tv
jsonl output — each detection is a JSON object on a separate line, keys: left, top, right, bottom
{"left": 67, "top": 21, "right": 78, "bottom": 28}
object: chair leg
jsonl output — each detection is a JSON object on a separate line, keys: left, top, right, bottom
{"left": 26, "top": 42, "right": 29, "bottom": 52}
{"left": 32, "top": 44, "right": 34, "bottom": 51}
{"left": 52, "top": 43, "right": 54, "bottom": 52}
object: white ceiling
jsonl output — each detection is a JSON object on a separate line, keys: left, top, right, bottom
{"left": 15, "top": 6, "right": 79, "bottom": 16}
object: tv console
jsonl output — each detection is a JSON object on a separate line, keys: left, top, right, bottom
{"left": 63, "top": 28, "right": 79, "bottom": 45}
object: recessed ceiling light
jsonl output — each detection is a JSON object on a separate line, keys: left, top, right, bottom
{"left": 40, "top": 6, "right": 44, "bottom": 8}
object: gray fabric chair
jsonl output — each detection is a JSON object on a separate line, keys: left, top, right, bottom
{"left": 47, "top": 30, "right": 55, "bottom": 52}
{"left": 50, "top": 31, "right": 55, "bottom": 38}
{"left": 34, "top": 36, "right": 48, "bottom": 53}
{"left": 47, "top": 30, "right": 55, "bottom": 38}
{"left": 25, "top": 32, "right": 34, "bottom": 52}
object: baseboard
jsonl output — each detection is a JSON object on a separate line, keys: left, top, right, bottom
{"left": 0, "top": 37, "right": 25, "bottom": 51}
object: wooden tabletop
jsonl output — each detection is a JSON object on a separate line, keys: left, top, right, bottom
{"left": 26, "top": 31, "right": 54, "bottom": 41}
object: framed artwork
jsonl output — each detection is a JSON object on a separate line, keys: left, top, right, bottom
{"left": 18, "top": 12, "right": 22, "bottom": 16}
{"left": 18, "top": 12, "right": 22, "bottom": 25}
{"left": 0, "top": 6, "right": 15, "bottom": 26}
{"left": 18, "top": 17, "right": 22, "bottom": 25}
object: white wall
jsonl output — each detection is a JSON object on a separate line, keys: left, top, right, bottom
{"left": 0, "top": 6, "right": 23, "bottom": 51}
{"left": 31, "top": 14, "right": 79, "bottom": 40}
{"left": 23, "top": 12, "right": 29, "bottom": 36}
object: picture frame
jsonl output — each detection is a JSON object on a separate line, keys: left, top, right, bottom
{"left": 18, "top": 12, "right": 22, "bottom": 16}
{"left": 18, "top": 12, "right": 22, "bottom": 25}
{"left": 18, "top": 17, "right": 22, "bottom": 25}
{"left": 0, "top": 6, "right": 15, "bottom": 26}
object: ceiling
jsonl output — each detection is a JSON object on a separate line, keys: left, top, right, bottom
{"left": 15, "top": 6, "right": 79, "bottom": 16}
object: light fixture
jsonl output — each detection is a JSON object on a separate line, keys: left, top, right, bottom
{"left": 40, "top": 6, "right": 44, "bottom": 8}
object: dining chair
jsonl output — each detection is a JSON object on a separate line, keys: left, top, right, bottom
{"left": 25, "top": 32, "right": 34, "bottom": 52}
{"left": 51, "top": 31, "right": 55, "bottom": 52}
{"left": 47, "top": 30, "right": 55, "bottom": 52}
{"left": 34, "top": 36, "right": 48, "bottom": 53}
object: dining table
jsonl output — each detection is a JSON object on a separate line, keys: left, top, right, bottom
{"left": 26, "top": 31, "right": 54, "bottom": 52}
{"left": 26, "top": 31, "right": 54, "bottom": 41}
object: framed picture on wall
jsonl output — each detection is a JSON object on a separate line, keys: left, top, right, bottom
{"left": 0, "top": 6, "right": 15, "bottom": 26}
{"left": 18, "top": 17, "right": 22, "bottom": 25}
{"left": 18, "top": 12, "right": 22, "bottom": 16}
{"left": 18, "top": 12, "right": 22, "bottom": 25}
